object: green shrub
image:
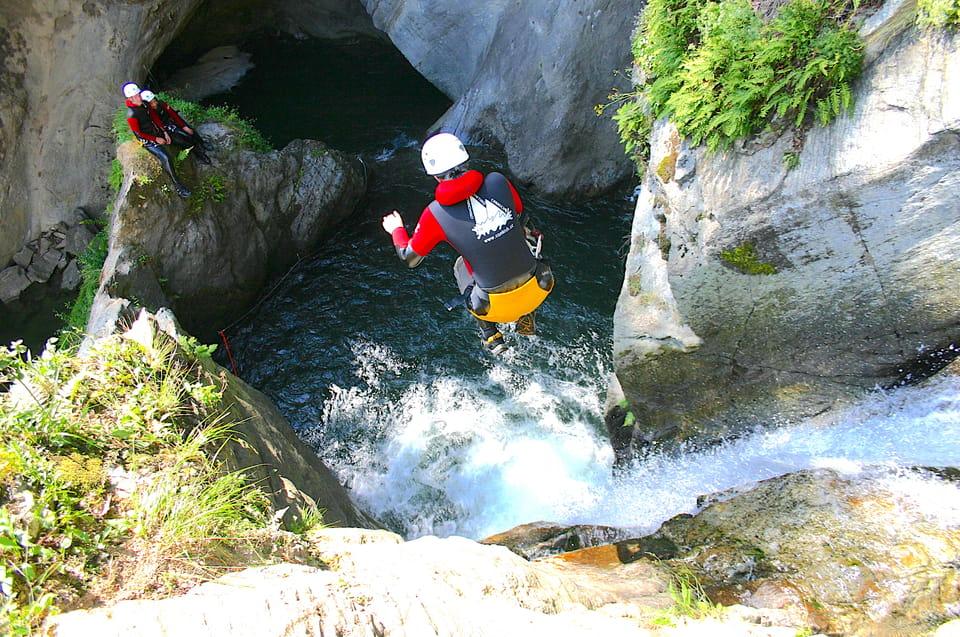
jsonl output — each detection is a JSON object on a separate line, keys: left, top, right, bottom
{"left": 0, "top": 332, "right": 271, "bottom": 634}
{"left": 917, "top": 0, "right": 960, "bottom": 27}
{"left": 108, "top": 159, "right": 124, "bottom": 192}
{"left": 604, "top": 0, "right": 865, "bottom": 164}
{"left": 60, "top": 224, "right": 109, "bottom": 340}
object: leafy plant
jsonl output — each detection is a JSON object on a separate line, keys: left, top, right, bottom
{"left": 917, "top": 0, "right": 960, "bottom": 27}
{"left": 108, "top": 159, "right": 124, "bottom": 192}
{"left": 0, "top": 328, "right": 272, "bottom": 633}
{"left": 188, "top": 174, "right": 228, "bottom": 215}
{"left": 605, "top": 0, "right": 865, "bottom": 166}
{"left": 59, "top": 224, "right": 109, "bottom": 341}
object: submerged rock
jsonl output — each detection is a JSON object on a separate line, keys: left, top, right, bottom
{"left": 162, "top": 45, "right": 255, "bottom": 102}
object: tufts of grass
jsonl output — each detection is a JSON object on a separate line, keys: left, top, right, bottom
{"left": 112, "top": 96, "right": 271, "bottom": 153}
{"left": 652, "top": 564, "right": 725, "bottom": 626}
{"left": 0, "top": 324, "right": 272, "bottom": 634}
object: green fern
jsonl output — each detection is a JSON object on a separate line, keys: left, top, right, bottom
{"left": 606, "top": 0, "right": 864, "bottom": 166}
{"left": 917, "top": 0, "right": 960, "bottom": 27}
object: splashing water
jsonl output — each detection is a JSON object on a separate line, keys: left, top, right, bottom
{"left": 292, "top": 326, "right": 960, "bottom": 540}
{"left": 583, "top": 372, "right": 960, "bottom": 536}
{"left": 226, "top": 137, "right": 960, "bottom": 541}
{"left": 298, "top": 333, "right": 617, "bottom": 540}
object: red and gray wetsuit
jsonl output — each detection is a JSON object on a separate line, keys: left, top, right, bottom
{"left": 154, "top": 100, "right": 189, "bottom": 132}
{"left": 125, "top": 99, "right": 166, "bottom": 144}
{"left": 125, "top": 99, "right": 186, "bottom": 190}
{"left": 150, "top": 99, "right": 208, "bottom": 159}
{"left": 389, "top": 170, "right": 536, "bottom": 293}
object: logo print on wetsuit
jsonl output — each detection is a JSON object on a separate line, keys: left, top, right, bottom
{"left": 467, "top": 196, "right": 512, "bottom": 240}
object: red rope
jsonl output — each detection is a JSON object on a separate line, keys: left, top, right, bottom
{"left": 219, "top": 330, "right": 238, "bottom": 376}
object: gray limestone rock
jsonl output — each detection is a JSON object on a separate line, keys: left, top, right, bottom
{"left": 610, "top": 12, "right": 960, "bottom": 449}
{"left": 0, "top": 266, "right": 31, "bottom": 305}
{"left": 360, "top": 0, "right": 637, "bottom": 198}
{"left": 59, "top": 259, "right": 81, "bottom": 291}
{"left": 87, "top": 124, "right": 365, "bottom": 341}
{"left": 63, "top": 221, "right": 95, "bottom": 257}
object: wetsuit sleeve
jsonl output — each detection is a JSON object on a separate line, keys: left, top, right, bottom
{"left": 408, "top": 208, "right": 445, "bottom": 257}
{"left": 162, "top": 103, "right": 188, "bottom": 129}
{"left": 507, "top": 179, "right": 523, "bottom": 216}
{"left": 127, "top": 115, "right": 162, "bottom": 143}
{"left": 392, "top": 208, "right": 445, "bottom": 268}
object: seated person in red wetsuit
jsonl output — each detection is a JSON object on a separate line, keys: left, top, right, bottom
{"left": 140, "top": 89, "right": 211, "bottom": 165}
{"left": 121, "top": 82, "right": 191, "bottom": 197}
{"left": 382, "top": 133, "right": 553, "bottom": 355}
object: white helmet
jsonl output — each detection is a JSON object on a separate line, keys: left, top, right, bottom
{"left": 421, "top": 133, "right": 469, "bottom": 175}
{"left": 122, "top": 82, "right": 140, "bottom": 98}
{"left": 140, "top": 90, "right": 156, "bottom": 102}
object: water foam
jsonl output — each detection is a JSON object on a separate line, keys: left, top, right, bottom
{"left": 310, "top": 333, "right": 960, "bottom": 540}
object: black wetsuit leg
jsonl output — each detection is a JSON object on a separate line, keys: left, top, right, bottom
{"left": 167, "top": 129, "right": 211, "bottom": 164}
{"left": 143, "top": 142, "right": 190, "bottom": 195}
{"left": 453, "top": 256, "right": 503, "bottom": 345}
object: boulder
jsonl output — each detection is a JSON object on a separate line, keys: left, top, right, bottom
{"left": 643, "top": 467, "right": 960, "bottom": 635}
{"left": 54, "top": 467, "right": 960, "bottom": 636}
{"left": 481, "top": 521, "right": 631, "bottom": 561}
{"left": 63, "top": 219, "right": 96, "bottom": 257}
{"left": 162, "top": 45, "right": 255, "bottom": 102}
{"left": 52, "top": 527, "right": 673, "bottom": 636}
{"left": 88, "top": 123, "right": 365, "bottom": 341}
{"left": 360, "top": 0, "right": 636, "bottom": 198}
{"left": 610, "top": 6, "right": 960, "bottom": 449}
{"left": 0, "top": 266, "right": 31, "bottom": 305}
{"left": 25, "top": 246, "right": 63, "bottom": 283}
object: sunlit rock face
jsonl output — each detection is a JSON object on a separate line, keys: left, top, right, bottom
{"left": 88, "top": 124, "right": 365, "bottom": 341}
{"left": 0, "top": 1, "right": 206, "bottom": 265}
{"left": 610, "top": 3, "right": 960, "bottom": 453}
{"left": 360, "top": 0, "right": 637, "bottom": 199}
{"left": 1, "top": 0, "right": 636, "bottom": 273}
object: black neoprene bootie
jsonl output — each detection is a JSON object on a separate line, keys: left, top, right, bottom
{"left": 478, "top": 321, "right": 507, "bottom": 355}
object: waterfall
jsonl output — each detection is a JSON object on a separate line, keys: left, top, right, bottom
{"left": 296, "top": 332, "right": 960, "bottom": 541}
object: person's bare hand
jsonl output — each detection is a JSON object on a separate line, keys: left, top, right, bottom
{"left": 382, "top": 211, "right": 404, "bottom": 234}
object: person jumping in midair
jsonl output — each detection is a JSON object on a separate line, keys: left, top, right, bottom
{"left": 382, "top": 133, "right": 553, "bottom": 355}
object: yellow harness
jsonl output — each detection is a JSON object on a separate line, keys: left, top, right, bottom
{"left": 468, "top": 274, "right": 554, "bottom": 324}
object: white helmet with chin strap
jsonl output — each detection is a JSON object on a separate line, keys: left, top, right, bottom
{"left": 421, "top": 133, "right": 469, "bottom": 176}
